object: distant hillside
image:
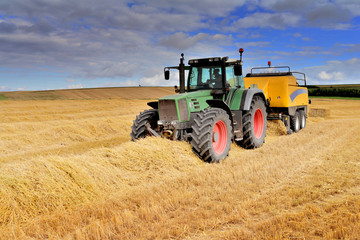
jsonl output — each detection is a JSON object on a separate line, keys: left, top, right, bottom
{"left": 0, "top": 87, "right": 175, "bottom": 100}
{"left": 1, "top": 84, "right": 360, "bottom": 100}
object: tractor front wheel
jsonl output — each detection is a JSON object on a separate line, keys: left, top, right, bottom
{"left": 130, "top": 109, "right": 159, "bottom": 140}
{"left": 237, "top": 95, "right": 267, "bottom": 149}
{"left": 191, "top": 108, "right": 232, "bottom": 163}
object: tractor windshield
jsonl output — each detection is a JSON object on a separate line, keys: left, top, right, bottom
{"left": 188, "top": 66, "right": 223, "bottom": 91}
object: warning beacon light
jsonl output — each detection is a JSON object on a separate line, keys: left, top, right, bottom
{"left": 239, "top": 48, "right": 244, "bottom": 61}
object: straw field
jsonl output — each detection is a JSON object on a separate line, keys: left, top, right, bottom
{"left": 0, "top": 88, "right": 359, "bottom": 239}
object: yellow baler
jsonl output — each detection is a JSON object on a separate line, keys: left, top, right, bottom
{"left": 244, "top": 66, "right": 310, "bottom": 134}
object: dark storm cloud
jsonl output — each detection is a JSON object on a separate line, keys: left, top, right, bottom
{"left": 271, "top": 0, "right": 313, "bottom": 11}
{"left": 23, "top": 20, "right": 55, "bottom": 35}
{"left": 0, "top": 22, "right": 17, "bottom": 33}
{"left": 306, "top": 4, "right": 352, "bottom": 26}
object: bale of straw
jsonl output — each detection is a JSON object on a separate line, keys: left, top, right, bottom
{"left": 309, "top": 108, "right": 330, "bottom": 118}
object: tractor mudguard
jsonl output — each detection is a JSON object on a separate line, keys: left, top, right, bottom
{"left": 241, "top": 89, "right": 266, "bottom": 111}
{"left": 206, "top": 99, "right": 233, "bottom": 124}
{"left": 147, "top": 101, "right": 158, "bottom": 109}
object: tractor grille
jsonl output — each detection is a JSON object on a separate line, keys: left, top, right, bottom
{"left": 178, "top": 99, "right": 189, "bottom": 121}
{"left": 159, "top": 100, "right": 178, "bottom": 121}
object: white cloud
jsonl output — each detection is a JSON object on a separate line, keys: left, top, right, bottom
{"left": 159, "top": 32, "right": 209, "bottom": 50}
{"left": 134, "top": 0, "right": 247, "bottom": 18}
{"left": 318, "top": 71, "right": 344, "bottom": 80}
{"left": 305, "top": 57, "right": 360, "bottom": 84}
{"left": 68, "top": 84, "right": 84, "bottom": 89}
{"left": 102, "top": 80, "right": 140, "bottom": 87}
{"left": 346, "top": 58, "right": 360, "bottom": 64}
{"left": 293, "top": 33, "right": 311, "bottom": 41}
{"left": 140, "top": 73, "right": 178, "bottom": 87}
{"left": 317, "top": 71, "right": 332, "bottom": 80}
{"left": 241, "top": 41, "right": 271, "bottom": 47}
{"left": 231, "top": 12, "right": 301, "bottom": 29}
{"left": 213, "top": 34, "right": 228, "bottom": 40}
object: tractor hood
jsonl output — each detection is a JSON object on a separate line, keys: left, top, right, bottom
{"left": 158, "top": 90, "right": 214, "bottom": 122}
{"left": 159, "top": 90, "right": 212, "bottom": 101}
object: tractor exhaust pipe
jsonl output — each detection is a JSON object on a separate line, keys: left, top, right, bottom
{"left": 163, "top": 53, "right": 185, "bottom": 93}
{"left": 179, "top": 53, "right": 185, "bottom": 93}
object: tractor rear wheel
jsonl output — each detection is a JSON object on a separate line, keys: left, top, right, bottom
{"left": 130, "top": 109, "right": 159, "bottom": 140}
{"left": 237, "top": 95, "right": 267, "bottom": 149}
{"left": 191, "top": 108, "right": 232, "bottom": 163}
{"left": 290, "top": 111, "right": 300, "bottom": 133}
{"left": 299, "top": 110, "right": 306, "bottom": 129}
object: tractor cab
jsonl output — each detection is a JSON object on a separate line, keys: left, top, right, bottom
{"left": 187, "top": 57, "right": 245, "bottom": 93}
{"left": 164, "top": 49, "right": 245, "bottom": 96}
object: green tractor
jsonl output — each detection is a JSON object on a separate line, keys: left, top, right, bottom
{"left": 131, "top": 49, "right": 267, "bottom": 163}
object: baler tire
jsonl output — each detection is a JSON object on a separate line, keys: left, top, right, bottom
{"left": 130, "top": 109, "right": 159, "bottom": 140}
{"left": 236, "top": 95, "right": 267, "bottom": 149}
{"left": 290, "top": 111, "right": 300, "bottom": 133}
{"left": 299, "top": 110, "right": 306, "bottom": 129}
{"left": 191, "top": 108, "right": 232, "bottom": 163}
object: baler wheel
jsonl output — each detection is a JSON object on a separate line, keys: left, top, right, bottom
{"left": 130, "top": 109, "right": 159, "bottom": 140}
{"left": 299, "top": 110, "right": 306, "bottom": 129}
{"left": 290, "top": 111, "right": 300, "bottom": 133}
{"left": 191, "top": 108, "right": 232, "bottom": 163}
{"left": 236, "top": 95, "right": 267, "bottom": 149}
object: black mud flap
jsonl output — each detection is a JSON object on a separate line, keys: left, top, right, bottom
{"left": 281, "top": 115, "right": 293, "bottom": 135}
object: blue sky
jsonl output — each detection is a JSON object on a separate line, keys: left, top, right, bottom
{"left": 0, "top": 0, "right": 359, "bottom": 91}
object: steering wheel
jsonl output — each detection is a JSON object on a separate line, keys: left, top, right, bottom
{"left": 206, "top": 79, "right": 216, "bottom": 88}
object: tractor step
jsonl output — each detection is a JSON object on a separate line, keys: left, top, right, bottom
{"left": 267, "top": 113, "right": 282, "bottom": 120}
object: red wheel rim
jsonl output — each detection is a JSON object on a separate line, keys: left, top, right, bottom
{"left": 212, "top": 120, "right": 227, "bottom": 154}
{"left": 254, "top": 108, "right": 264, "bottom": 139}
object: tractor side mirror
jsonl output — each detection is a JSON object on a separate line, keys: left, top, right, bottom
{"left": 164, "top": 68, "right": 170, "bottom": 80}
{"left": 234, "top": 65, "right": 242, "bottom": 76}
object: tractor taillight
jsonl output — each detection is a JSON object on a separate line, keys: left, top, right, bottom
{"left": 239, "top": 48, "right": 244, "bottom": 53}
{"left": 268, "top": 61, "right": 271, "bottom": 67}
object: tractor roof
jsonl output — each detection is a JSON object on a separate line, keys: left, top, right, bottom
{"left": 188, "top": 56, "right": 239, "bottom": 66}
